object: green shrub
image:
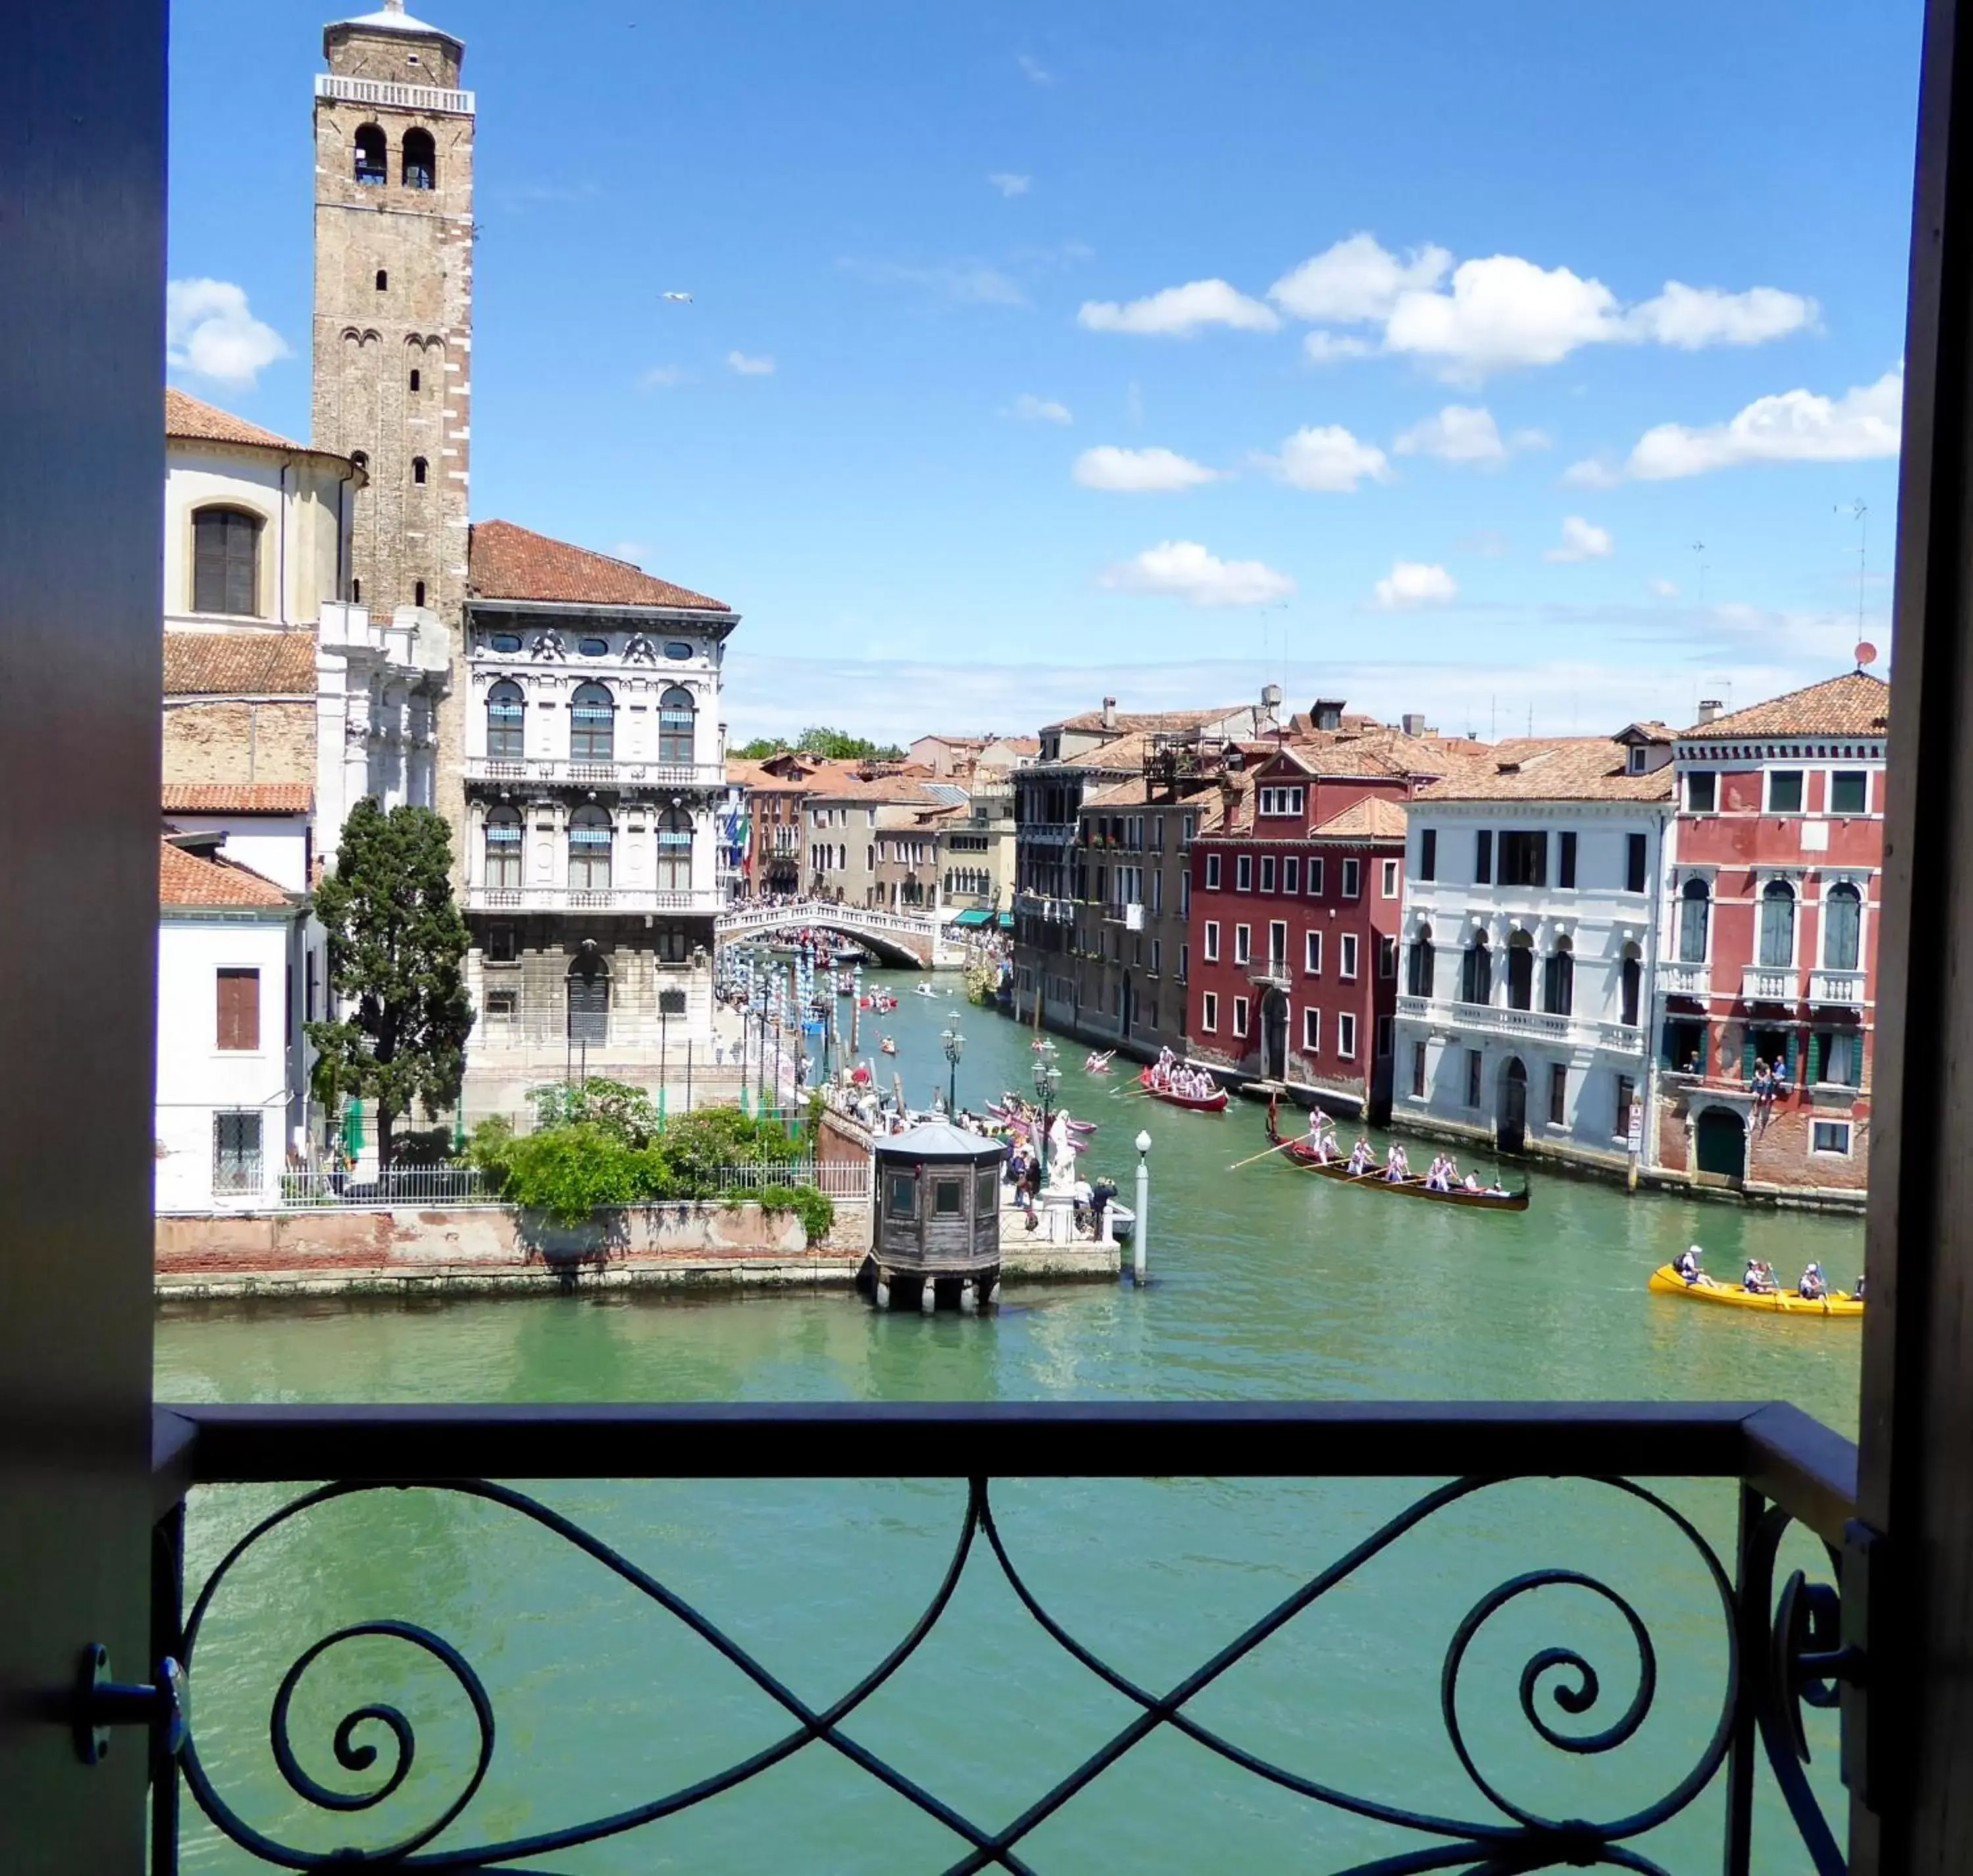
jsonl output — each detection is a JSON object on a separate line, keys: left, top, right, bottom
{"left": 754, "top": 1183, "right": 835, "bottom": 1243}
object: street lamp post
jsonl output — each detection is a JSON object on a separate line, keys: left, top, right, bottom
{"left": 1032, "top": 1046, "right": 1061, "bottom": 1187}
{"left": 1133, "top": 1128, "right": 1152, "bottom": 1285}
{"left": 941, "top": 1016, "right": 965, "bottom": 1116}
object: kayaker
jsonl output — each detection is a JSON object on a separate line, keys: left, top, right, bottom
{"left": 1744, "top": 1259, "right": 1776, "bottom": 1295}
{"left": 1675, "top": 1245, "right": 1703, "bottom": 1284}
{"left": 1855, "top": 1271, "right": 1867, "bottom": 1300}
{"left": 1799, "top": 1262, "right": 1828, "bottom": 1300}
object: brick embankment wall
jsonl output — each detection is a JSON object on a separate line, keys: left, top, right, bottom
{"left": 156, "top": 1202, "right": 862, "bottom": 1300}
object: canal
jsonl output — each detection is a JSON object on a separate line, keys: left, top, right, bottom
{"left": 159, "top": 970, "right": 1861, "bottom": 1873}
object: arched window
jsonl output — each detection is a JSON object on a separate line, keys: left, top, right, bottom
{"left": 486, "top": 681, "right": 524, "bottom": 759}
{"left": 412, "top": 456, "right": 427, "bottom": 484}
{"left": 658, "top": 685, "right": 696, "bottom": 766}
{"left": 568, "top": 805, "right": 613, "bottom": 890}
{"left": 483, "top": 806, "right": 522, "bottom": 887}
{"left": 567, "top": 950, "right": 609, "bottom": 1043}
{"left": 1759, "top": 880, "right": 1796, "bottom": 968}
{"left": 374, "top": 270, "right": 388, "bottom": 292}
{"left": 402, "top": 128, "right": 436, "bottom": 190}
{"left": 1407, "top": 925, "right": 1434, "bottom": 998}
{"left": 570, "top": 682, "right": 615, "bottom": 762}
{"left": 414, "top": 580, "right": 427, "bottom": 608}
{"left": 656, "top": 806, "right": 693, "bottom": 891}
{"left": 1505, "top": 931, "right": 1534, "bottom": 1011}
{"left": 1543, "top": 937, "right": 1574, "bottom": 1016}
{"left": 191, "top": 506, "right": 262, "bottom": 615}
{"left": 1678, "top": 877, "right": 1711, "bottom": 964}
{"left": 409, "top": 370, "right": 422, "bottom": 393}
{"left": 353, "top": 124, "right": 387, "bottom": 185}
{"left": 1824, "top": 882, "right": 1863, "bottom": 972}
{"left": 1620, "top": 947, "right": 1642, "bottom": 1027}
{"left": 1460, "top": 933, "right": 1491, "bottom": 1006}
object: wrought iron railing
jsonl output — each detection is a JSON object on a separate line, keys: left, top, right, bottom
{"left": 140, "top": 1401, "right": 1859, "bottom": 1874}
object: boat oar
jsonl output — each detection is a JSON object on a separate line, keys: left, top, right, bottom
{"left": 1228, "top": 1137, "right": 1302, "bottom": 1172}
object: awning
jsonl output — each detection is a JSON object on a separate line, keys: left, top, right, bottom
{"left": 996, "top": 912, "right": 1013, "bottom": 930}
{"left": 949, "top": 908, "right": 992, "bottom": 928}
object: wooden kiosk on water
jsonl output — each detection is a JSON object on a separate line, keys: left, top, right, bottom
{"left": 863, "top": 1121, "right": 1006, "bottom": 1313}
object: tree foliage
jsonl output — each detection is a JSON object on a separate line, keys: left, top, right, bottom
{"left": 306, "top": 801, "right": 474, "bottom": 1169}
{"left": 730, "top": 726, "right": 905, "bottom": 762}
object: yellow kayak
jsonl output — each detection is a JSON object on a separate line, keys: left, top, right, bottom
{"left": 1648, "top": 1264, "right": 1862, "bottom": 1318}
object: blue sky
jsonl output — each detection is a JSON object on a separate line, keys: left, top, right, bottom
{"left": 168, "top": 0, "right": 1920, "bottom": 741}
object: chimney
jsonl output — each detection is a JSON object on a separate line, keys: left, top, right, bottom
{"left": 1100, "top": 697, "right": 1117, "bottom": 730}
{"left": 1401, "top": 712, "right": 1426, "bottom": 737}
{"left": 1697, "top": 698, "right": 1722, "bottom": 725}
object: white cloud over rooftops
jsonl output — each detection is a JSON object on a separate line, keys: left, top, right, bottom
{"left": 1099, "top": 539, "right": 1295, "bottom": 607}
{"left": 1077, "top": 279, "right": 1280, "bottom": 337}
{"left": 1261, "top": 424, "right": 1391, "bottom": 492}
{"left": 1623, "top": 368, "right": 1902, "bottom": 479}
{"left": 1544, "top": 516, "right": 1615, "bottom": 562}
{"left": 166, "top": 279, "right": 291, "bottom": 389}
{"left": 1372, "top": 560, "right": 1458, "bottom": 610}
{"left": 1073, "top": 446, "right": 1225, "bottom": 491}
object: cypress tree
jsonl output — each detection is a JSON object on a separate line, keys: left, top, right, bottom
{"left": 306, "top": 800, "right": 474, "bottom": 1172}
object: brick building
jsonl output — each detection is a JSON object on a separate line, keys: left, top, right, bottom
{"left": 1651, "top": 672, "right": 1888, "bottom": 1202}
{"left": 1188, "top": 742, "right": 1417, "bottom": 1117}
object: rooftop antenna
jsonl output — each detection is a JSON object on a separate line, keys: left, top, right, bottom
{"left": 1838, "top": 499, "right": 1868, "bottom": 641}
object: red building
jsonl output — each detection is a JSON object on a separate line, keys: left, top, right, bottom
{"left": 1187, "top": 742, "right": 1419, "bottom": 1118}
{"left": 1653, "top": 671, "right": 1888, "bottom": 1201}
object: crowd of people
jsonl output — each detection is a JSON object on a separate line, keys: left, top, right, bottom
{"left": 1672, "top": 1245, "right": 1862, "bottom": 1300}
{"left": 1147, "top": 1047, "right": 1219, "bottom": 1102}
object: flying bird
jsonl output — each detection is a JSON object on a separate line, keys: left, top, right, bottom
{"left": 660, "top": 291, "right": 694, "bottom": 303}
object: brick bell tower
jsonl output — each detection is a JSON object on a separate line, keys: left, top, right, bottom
{"left": 312, "top": 1, "right": 473, "bottom": 625}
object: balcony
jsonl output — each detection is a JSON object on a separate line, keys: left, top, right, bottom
{"left": 315, "top": 71, "right": 477, "bottom": 116}
{"left": 1397, "top": 995, "right": 1642, "bottom": 1052}
{"left": 1021, "top": 821, "right": 1080, "bottom": 845}
{"left": 1742, "top": 965, "right": 1800, "bottom": 1004}
{"left": 468, "top": 884, "right": 723, "bottom": 916}
{"left": 1102, "top": 902, "right": 1146, "bottom": 931}
{"left": 1659, "top": 960, "right": 1712, "bottom": 997}
{"left": 466, "top": 756, "right": 728, "bottom": 789}
{"left": 1808, "top": 968, "right": 1867, "bottom": 1008}
{"left": 145, "top": 1399, "right": 1853, "bottom": 1873}
{"left": 1248, "top": 955, "right": 1292, "bottom": 989}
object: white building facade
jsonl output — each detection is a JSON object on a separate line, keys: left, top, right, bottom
{"left": 155, "top": 834, "right": 313, "bottom": 1212}
{"left": 1392, "top": 733, "right": 1674, "bottom": 1171}
{"left": 456, "top": 520, "right": 739, "bottom": 1117}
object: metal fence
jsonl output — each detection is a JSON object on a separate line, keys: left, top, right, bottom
{"left": 710, "top": 1160, "right": 872, "bottom": 1199}
{"left": 276, "top": 1167, "right": 491, "bottom": 1208}
{"left": 142, "top": 1399, "right": 1856, "bottom": 1875}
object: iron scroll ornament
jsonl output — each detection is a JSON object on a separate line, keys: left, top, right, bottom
{"left": 176, "top": 1475, "right": 1744, "bottom": 1873}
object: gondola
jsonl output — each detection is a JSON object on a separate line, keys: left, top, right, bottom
{"left": 1138, "top": 1068, "right": 1230, "bottom": 1113}
{"left": 1263, "top": 1101, "right": 1530, "bottom": 1210}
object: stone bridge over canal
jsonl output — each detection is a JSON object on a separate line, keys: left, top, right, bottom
{"left": 715, "top": 899, "right": 968, "bottom": 970}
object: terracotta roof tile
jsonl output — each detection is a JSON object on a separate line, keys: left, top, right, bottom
{"left": 468, "top": 520, "right": 729, "bottom": 611}
{"left": 1417, "top": 738, "right": 1675, "bottom": 803}
{"left": 1684, "top": 672, "right": 1889, "bottom": 739}
{"left": 1048, "top": 705, "right": 1246, "bottom": 735}
{"left": 162, "top": 783, "right": 314, "bottom": 815}
{"left": 164, "top": 387, "right": 311, "bottom": 453}
{"left": 1312, "top": 795, "right": 1410, "bottom": 841}
{"left": 159, "top": 839, "right": 294, "bottom": 909}
{"left": 162, "top": 632, "right": 317, "bottom": 696}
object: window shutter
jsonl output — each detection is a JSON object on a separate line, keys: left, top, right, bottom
{"left": 216, "top": 968, "right": 259, "bottom": 1050}
{"left": 1807, "top": 1031, "right": 1825, "bottom": 1085}
{"left": 1742, "top": 1036, "right": 1757, "bottom": 1081}
{"left": 1474, "top": 829, "right": 1492, "bottom": 884}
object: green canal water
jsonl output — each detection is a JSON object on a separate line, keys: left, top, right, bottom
{"left": 158, "top": 970, "right": 1861, "bottom": 1873}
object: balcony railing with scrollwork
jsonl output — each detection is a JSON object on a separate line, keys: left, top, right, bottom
{"left": 139, "top": 1400, "right": 1859, "bottom": 1875}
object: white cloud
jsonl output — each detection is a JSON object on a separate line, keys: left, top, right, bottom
{"left": 1073, "top": 446, "right": 1225, "bottom": 492}
{"left": 1262, "top": 424, "right": 1391, "bottom": 493}
{"left": 1100, "top": 540, "right": 1295, "bottom": 607}
{"left": 1263, "top": 235, "right": 1815, "bottom": 382}
{"left": 165, "top": 278, "right": 291, "bottom": 389}
{"left": 640, "top": 364, "right": 689, "bottom": 389}
{"left": 1392, "top": 404, "right": 1529, "bottom": 466}
{"left": 1544, "top": 516, "right": 1615, "bottom": 563}
{"left": 842, "top": 257, "right": 1029, "bottom": 307}
{"left": 988, "top": 172, "right": 1032, "bottom": 199}
{"left": 1372, "top": 560, "right": 1458, "bottom": 610}
{"left": 1561, "top": 456, "right": 1624, "bottom": 489}
{"left": 727, "top": 350, "right": 775, "bottom": 376}
{"left": 1008, "top": 393, "right": 1072, "bottom": 424}
{"left": 1626, "top": 282, "right": 1818, "bottom": 349}
{"left": 1649, "top": 578, "right": 1682, "bottom": 599}
{"left": 1624, "top": 368, "right": 1903, "bottom": 480}
{"left": 1302, "top": 331, "right": 1375, "bottom": 364}
{"left": 1078, "top": 278, "right": 1280, "bottom": 337}
{"left": 1269, "top": 232, "right": 1451, "bottom": 323}
{"left": 1017, "top": 52, "right": 1055, "bottom": 85}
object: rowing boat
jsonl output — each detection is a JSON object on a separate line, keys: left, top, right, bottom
{"left": 1647, "top": 1264, "right": 1862, "bottom": 1316}
{"left": 1138, "top": 1069, "right": 1229, "bottom": 1113}
{"left": 1263, "top": 1102, "right": 1530, "bottom": 1210}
